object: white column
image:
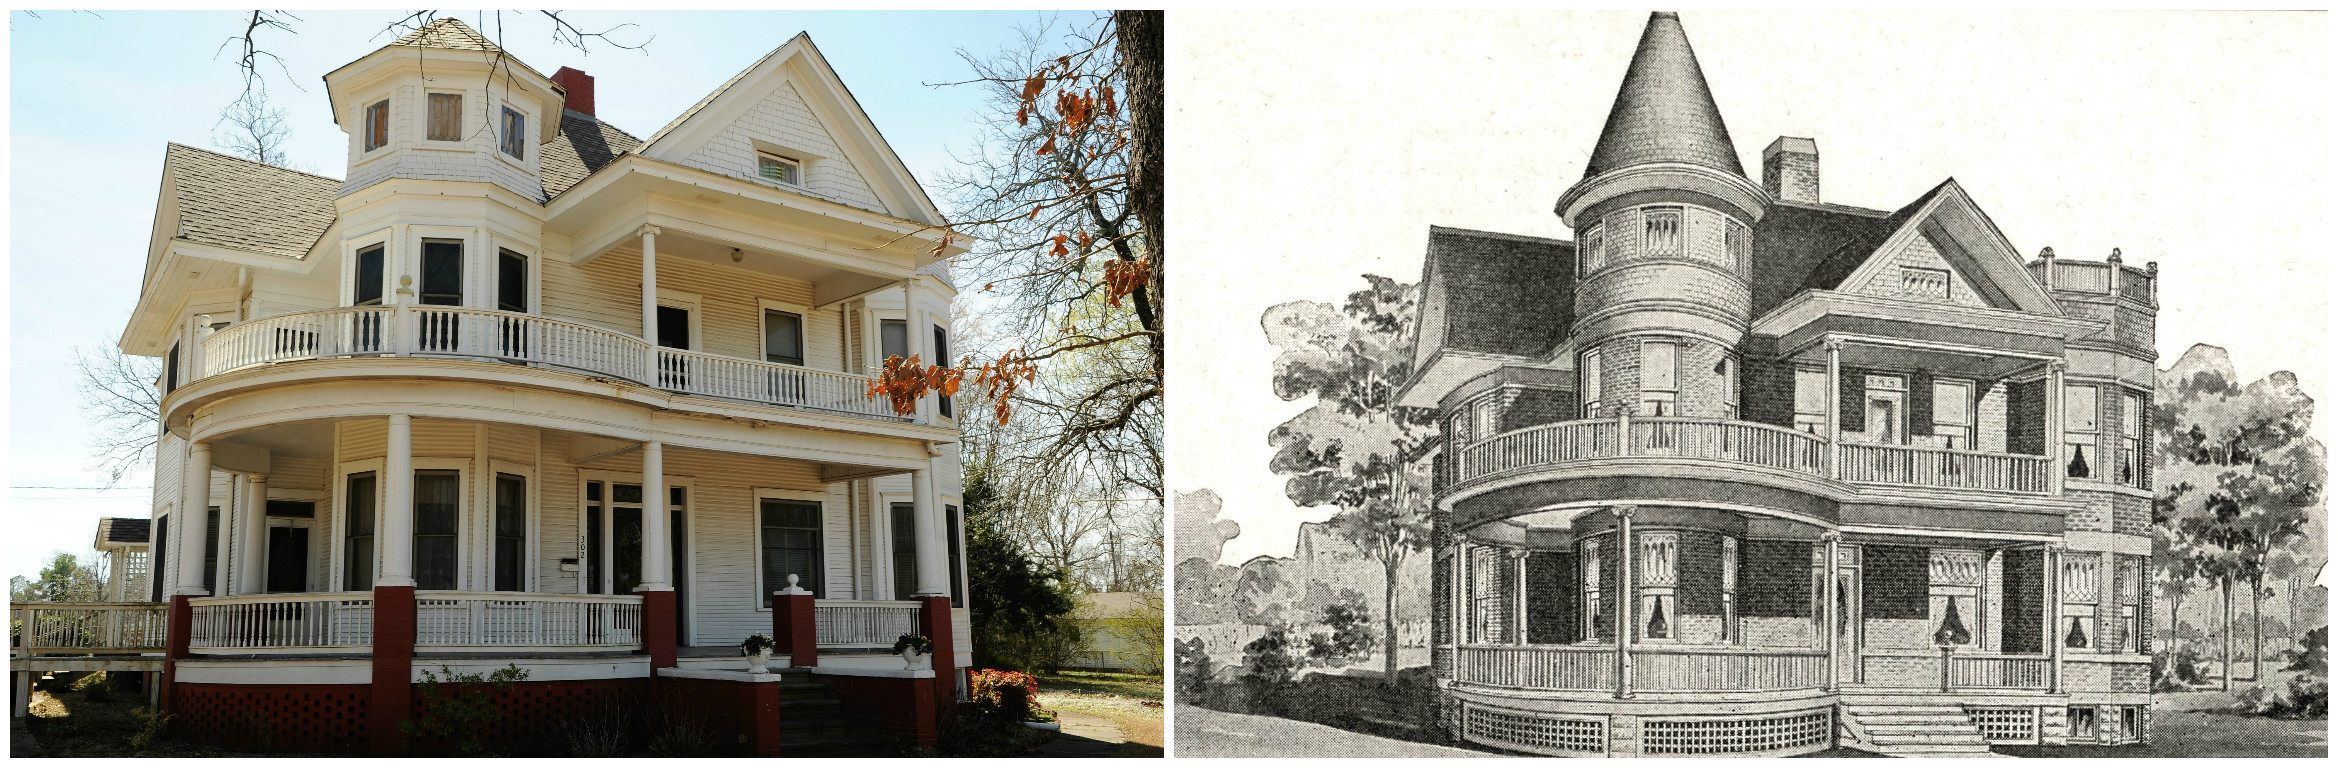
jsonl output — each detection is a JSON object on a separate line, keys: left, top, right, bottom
{"left": 1823, "top": 532, "right": 1843, "bottom": 690}
{"left": 212, "top": 474, "right": 236, "bottom": 596}
{"left": 1512, "top": 549, "right": 1530, "bottom": 645}
{"left": 2046, "top": 360, "right": 2067, "bottom": 494}
{"left": 378, "top": 414, "right": 416, "bottom": 587}
{"left": 639, "top": 441, "right": 672, "bottom": 591}
{"left": 174, "top": 441, "right": 213, "bottom": 596}
{"left": 1455, "top": 539, "right": 1471, "bottom": 645}
{"left": 910, "top": 467, "right": 948, "bottom": 596}
{"left": 1825, "top": 337, "right": 1844, "bottom": 477}
{"left": 2046, "top": 544, "right": 2065, "bottom": 693}
{"left": 1615, "top": 505, "right": 1635, "bottom": 700}
{"left": 641, "top": 225, "right": 662, "bottom": 380}
{"left": 236, "top": 474, "right": 270, "bottom": 594}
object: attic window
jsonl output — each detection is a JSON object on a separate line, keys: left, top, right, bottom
{"left": 758, "top": 152, "right": 801, "bottom": 186}
{"left": 363, "top": 100, "right": 390, "bottom": 151}
{"left": 1900, "top": 267, "right": 1951, "bottom": 299}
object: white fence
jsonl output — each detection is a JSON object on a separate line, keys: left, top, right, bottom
{"left": 187, "top": 593, "right": 375, "bottom": 653}
{"left": 12, "top": 602, "right": 169, "bottom": 653}
{"left": 814, "top": 600, "right": 923, "bottom": 650}
{"left": 414, "top": 592, "right": 643, "bottom": 650}
{"left": 202, "top": 305, "right": 897, "bottom": 419}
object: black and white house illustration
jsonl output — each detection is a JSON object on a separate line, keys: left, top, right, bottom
{"left": 1172, "top": 10, "right": 2326, "bottom": 759}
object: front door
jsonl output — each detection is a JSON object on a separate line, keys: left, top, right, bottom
{"left": 586, "top": 481, "right": 684, "bottom": 642}
{"left": 266, "top": 526, "right": 309, "bottom": 592}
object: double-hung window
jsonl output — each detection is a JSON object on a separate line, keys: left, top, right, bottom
{"left": 1639, "top": 340, "right": 1678, "bottom": 416}
{"left": 1719, "top": 356, "right": 1739, "bottom": 419}
{"left": 2061, "top": 552, "right": 2101, "bottom": 651}
{"left": 760, "top": 499, "right": 824, "bottom": 598}
{"left": 493, "top": 473, "right": 526, "bottom": 592}
{"left": 2063, "top": 384, "right": 2100, "bottom": 479}
{"left": 1793, "top": 369, "right": 1828, "bottom": 434}
{"left": 363, "top": 100, "right": 390, "bottom": 151}
{"left": 1579, "top": 539, "right": 1603, "bottom": 640}
{"left": 342, "top": 472, "right": 377, "bottom": 591}
{"left": 879, "top": 319, "right": 909, "bottom": 364}
{"left": 2119, "top": 392, "right": 2144, "bottom": 487}
{"left": 890, "top": 502, "right": 919, "bottom": 600}
{"left": 412, "top": 470, "right": 460, "bottom": 590}
{"left": 763, "top": 310, "right": 805, "bottom": 366}
{"left": 1934, "top": 379, "right": 1975, "bottom": 449}
{"left": 1581, "top": 349, "right": 1604, "bottom": 418}
{"left": 933, "top": 326, "right": 954, "bottom": 418}
{"left": 427, "top": 93, "right": 462, "bottom": 142}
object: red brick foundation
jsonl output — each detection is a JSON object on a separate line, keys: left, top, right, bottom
{"left": 368, "top": 585, "right": 416, "bottom": 755}
{"left": 158, "top": 594, "right": 192, "bottom": 714}
{"left": 170, "top": 677, "right": 650, "bottom": 756}
{"left": 824, "top": 672, "right": 939, "bottom": 748}
{"left": 917, "top": 595, "right": 959, "bottom": 724}
{"left": 658, "top": 673, "right": 783, "bottom": 756}
{"left": 641, "top": 588, "right": 678, "bottom": 669}
{"left": 773, "top": 591, "right": 817, "bottom": 668}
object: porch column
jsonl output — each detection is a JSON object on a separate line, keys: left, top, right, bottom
{"left": 1615, "top": 506, "right": 1635, "bottom": 700}
{"left": 378, "top": 415, "right": 414, "bottom": 587}
{"left": 1822, "top": 532, "right": 1842, "bottom": 691}
{"left": 175, "top": 442, "right": 212, "bottom": 596}
{"left": 640, "top": 225, "right": 661, "bottom": 380}
{"left": 236, "top": 474, "right": 270, "bottom": 595}
{"left": 905, "top": 282, "right": 930, "bottom": 423}
{"left": 638, "top": 441, "right": 678, "bottom": 669}
{"left": 370, "top": 413, "right": 417, "bottom": 755}
{"left": 910, "top": 467, "right": 947, "bottom": 596}
{"left": 1455, "top": 538, "right": 1471, "bottom": 644}
{"left": 211, "top": 473, "right": 236, "bottom": 596}
{"left": 2046, "top": 360, "right": 2067, "bottom": 494}
{"left": 1510, "top": 548, "right": 1530, "bottom": 645}
{"left": 1825, "top": 337, "right": 1844, "bottom": 478}
{"left": 2046, "top": 544, "right": 2065, "bottom": 693}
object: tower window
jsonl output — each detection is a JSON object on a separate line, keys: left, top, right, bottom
{"left": 1639, "top": 340, "right": 1677, "bottom": 416}
{"left": 1725, "top": 219, "right": 1751, "bottom": 274}
{"left": 498, "top": 107, "right": 526, "bottom": 159}
{"left": 363, "top": 100, "right": 390, "bottom": 152}
{"left": 427, "top": 93, "right": 462, "bottom": 142}
{"left": 1642, "top": 208, "right": 1683, "bottom": 259}
{"left": 1581, "top": 348, "right": 1604, "bottom": 418}
{"left": 1581, "top": 223, "right": 1606, "bottom": 275}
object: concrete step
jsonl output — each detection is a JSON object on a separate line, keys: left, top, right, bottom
{"left": 1868, "top": 732, "right": 1990, "bottom": 746}
{"left": 1867, "top": 722, "right": 1988, "bottom": 735}
{"left": 1859, "top": 713, "right": 1977, "bottom": 725}
{"left": 1868, "top": 743, "right": 2000, "bottom": 756}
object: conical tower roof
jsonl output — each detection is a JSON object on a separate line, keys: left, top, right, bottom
{"left": 1582, "top": 12, "right": 1744, "bottom": 179}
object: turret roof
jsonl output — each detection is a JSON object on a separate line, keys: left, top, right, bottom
{"left": 1582, "top": 12, "right": 1744, "bottom": 179}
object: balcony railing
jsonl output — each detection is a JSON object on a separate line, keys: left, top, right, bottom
{"left": 1946, "top": 652, "right": 2051, "bottom": 690}
{"left": 199, "top": 305, "right": 901, "bottom": 421}
{"left": 814, "top": 599, "right": 923, "bottom": 651}
{"left": 11, "top": 602, "right": 168, "bottom": 654}
{"left": 1453, "top": 644, "right": 1615, "bottom": 691}
{"left": 188, "top": 593, "right": 375, "bottom": 653}
{"left": 1635, "top": 645, "right": 1828, "bottom": 692}
{"left": 1451, "top": 414, "right": 2052, "bottom": 496}
{"left": 1839, "top": 443, "right": 2052, "bottom": 494}
{"left": 415, "top": 592, "right": 643, "bottom": 650}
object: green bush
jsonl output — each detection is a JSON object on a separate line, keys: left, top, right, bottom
{"left": 1173, "top": 638, "right": 1212, "bottom": 699}
{"left": 400, "top": 665, "right": 531, "bottom": 756}
{"left": 559, "top": 695, "right": 633, "bottom": 757}
{"left": 127, "top": 706, "right": 172, "bottom": 753}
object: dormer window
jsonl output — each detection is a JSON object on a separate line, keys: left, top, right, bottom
{"left": 498, "top": 107, "right": 526, "bottom": 159}
{"left": 758, "top": 152, "right": 801, "bottom": 186}
{"left": 427, "top": 93, "right": 462, "bottom": 142}
{"left": 363, "top": 100, "right": 390, "bottom": 151}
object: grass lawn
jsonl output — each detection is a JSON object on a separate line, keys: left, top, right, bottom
{"left": 1173, "top": 706, "right": 1487, "bottom": 758}
{"left": 1038, "top": 671, "right": 1164, "bottom": 757}
{"left": 1997, "top": 709, "right": 2327, "bottom": 758}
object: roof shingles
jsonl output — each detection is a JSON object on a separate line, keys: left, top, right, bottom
{"left": 164, "top": 143, "right": 339, "bottom": 261}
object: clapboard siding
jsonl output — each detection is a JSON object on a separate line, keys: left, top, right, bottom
{"left": 537, "top": 247, "right": 847, "bottom": 372}
{"left": 674, "top": 79, "right": 889, "bottom": 214}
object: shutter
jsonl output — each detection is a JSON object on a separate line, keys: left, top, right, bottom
{"left": 1909, "top": 370, "right": 1935, "bottom": 437}
{"left": 427, "top": 93, "right": 461, "bottom": 141}
{"left": 1838, "top": 367, "right": 1866, "bottom": 433}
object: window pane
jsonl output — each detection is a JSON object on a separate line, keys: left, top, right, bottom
{"left": 765, "top": 310, "right": 804, "bottom": 365}
{"left": 414, "top": 470, "right": 459, "bottom": 590}
{"left": 355, "top": 245, "right": 386, "bottom": 305}
{"left": 421, "top": 241, "right": 463, "bottom": 305}
{"left": 1582, "top": 350, "right": 1603, "bottom": 402}
{"left": 365, "top": 101, "right": 389, "bottom": 150}
{"left": 499, "top": 107, "right": 525, "bottom": 158}
{"left": 613, "top": 506, "right": 641, "bottom": 594}
{"left": 495, "top": 474, "right": 525, "bottom": 592}
{"left": 2064, "top": 385, "right": 2099, "bottom": 432}
{"left": 1934, "top": 381, "right": 1972, "bottom": 425}
{"left": 946, "top": 505, "right": 964, "bottom": 607}
{"left": 1643, "top": 208, "right": 1682, "bottom": 258}
{"left": 428, "top": 93, "right": 461, "bottom": 141}
{"left": 758, "top": 154, "right": 798, "bottom": 185}
{"left": 498, "top": 250, "right": 526, "bottom": 312}
{"left": 892, "top": 503, "right": 918, "bottom": 600}
{"left": 934, "top": 326, "right": 952, "bottom": 417}
{"left": 344, "top": 472, "right": 376, "bottom": 591}
{"left": 1641, "top": 341, "right": 1677, "bottom": 391}
{"left": 880, "top": 320, "right": 909, "bottom": 362}
{"left": 761, "top": 499, "right": 824, "bottom": 598}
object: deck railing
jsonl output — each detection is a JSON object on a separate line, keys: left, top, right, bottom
{"left": 414, "top": 592, "right": 643, "bottom": 650}
{"left": 1839, "top": 442, "right": 2050, "bottom": 494}
{"left": 1452, "top": 644, "right": 1615, "bottom": 691}
{"left": 1450, "top": 414, "right": 2051, "bottom": 496}
{"left": 1635, "top": 646, "right": 1827, "bottom": 692}
{"left": 200, "top": 305, "right": 900, "bottom": 421}
{"left": 187, "top": 593, "right": 375, "bottom": 653}
{"left": 1946, "top": 653, "right": 2052, "bottom": 690}
{"left": 11, "top": 602, "right": 168, "bottom": 654}
{"left": 814, "top": 600, "right": 923, "bottom": 650}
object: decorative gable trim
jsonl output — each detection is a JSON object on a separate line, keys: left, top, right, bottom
{"left": 1831, "top": 180, "right": 2059, "bottom": 315}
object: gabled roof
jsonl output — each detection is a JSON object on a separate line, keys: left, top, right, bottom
{"left": 162, "top": 143, "right": 339, "bottom": 261}
{"left": 390, "top": 17, "right": 502, "bottom": 53}
{"left": 1418, "top": 226, "right": 1576, "bottom": 361}
{"left": 1583, "top": 12, "right": 1744, "bottom": 179}
{"left": 95, "top": 518, "right": 150, "bottom": 550}
{"left": 540, "top": 112, "right": 645, "bottom": 198}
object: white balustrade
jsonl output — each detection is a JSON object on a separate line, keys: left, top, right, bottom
{"left": 1631, "top": 417, "right": 1826, "bottom": 474}
{"left": 1947, "top": 653, "right": 2052, "bottom": 689}
{"left": 12, "top": 602, "right": 169, "bottom": 653}
{"left": 1457, "top": 420, "right": 1620, "bottom": 483}
{"left": 187, "top": 593, "right": 375, "bottom": 653}
{"left": 1839, "top": 442, "right": 2051, "bottom": 494}
{"left": 814, "top": 599, "right": 924, "bottom": 650}
{"left": 1450, "top": 414, "right": 2050, "bottom": 496}
{"left": 414, "top": 592, "right": 642, "bottom": 650}
{"left": 198, "top": 306, "right": 895, "bottom": 420}
{"left": 1453, "top": 645, "right": 1615, "bottom": 691}
{"left": 1635, "top": 646, "right": 1828, "bottom": 692}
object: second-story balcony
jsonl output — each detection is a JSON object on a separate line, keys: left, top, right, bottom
{"left": 195, "top": 304, "right": 902, "bottom": 422}
{"left": 1452, "top": 414, "right": 2053, "bottom": 497}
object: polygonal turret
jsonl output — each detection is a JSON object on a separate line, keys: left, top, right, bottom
{"left": 322, "top": 18, "right": 566, "bottom": 201}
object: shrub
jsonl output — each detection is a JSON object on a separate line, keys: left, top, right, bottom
{"left": 1306, "top": 596, "right": 1375, "bottom": 668}
{"left": 70, "top": 671, "right": 114, "bottom": 703}
{"left": 1239, "top": 624, "right": 1301, "bottom": 713}
{"left": 400, "top": 664, "right": 531, "bottom": 756}
{"left": 127, "top": 706, "right": 172, "bottom": 753}
{"left": 969, "top": 669, "right": 1043, "bottom": 723}
{"left": 1173, "top": 638, "right": 1212, "bottom": 699}
{"left": 644, "top": 707, "right": 729, "bottom": 757}
{"left": 560, "top": 695, "right": 633, "bottom": 757}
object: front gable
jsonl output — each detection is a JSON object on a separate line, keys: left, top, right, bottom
{"left": 638, "top": 35, "right": 942, "bottom": 226}
{"left": 1828, "top": 179, "right": 2059, "bottom": 315}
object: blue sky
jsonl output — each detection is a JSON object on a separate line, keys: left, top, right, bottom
{"left": 4, "top": 10, "right": 1085, "bottom": 582}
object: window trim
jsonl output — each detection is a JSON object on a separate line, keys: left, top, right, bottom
{"left": 1579, "top": 222, "right": 1606, "bottom": 277}
{"left": 2063, "top": 382, "right": 2101, "bottom": 479}
{"left": 487, "top": 462, "right": 535, "bottom": 592}
{"left": 1933, "top": 378, "right": 1976, "bottom": 449}
{"left": 347, "top": 239, "right": 390, "bottom": 307}
{"left": 756, "top": 151, "right": 803, "bottom": 187}
{"left": 932, "top": 324, "right": 954, "bottom": 419}
{"left": 758, "top": 299, "right": 811, "bottom": 367}
{"left": 497, "top": 105, "right": 527, "bottom": 160}
{"left": 362, "top": 99, "right": 391, "bottom": 153}
{"left": 330, "top": 459, "right": 385, "bottom": 592}
{"left": 653, "top": 289, "right": 705, "bottom": 352}
{"left": 1638, "top": 339, "right": 1679, "bottom": 416}
{"left": 408, "top": 458, "right": 470, "bottom": 591}
{"left": 495, "top": 249, "right": 530, "bottom": 314}
{"left": 425, "top": 91, "right": 464, "bottom": 144}
{"left": 1581, "top": 348, "right": 1604, "bottom": 418}
{"left": 1641, "top": 206, "right": 1684, "bottom": 260}
{"left": 1793, "top": 367, "right": 1829, "bottom": 434}
{"left": 752, "top": 487, "right": 830, "bottom": 607}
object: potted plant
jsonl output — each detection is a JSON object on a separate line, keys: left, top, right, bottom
{"left": 742, "top": 634, "right": 776, "bottom": 673}
{"left": 893, "top": 633, "right": 934, "bottom": 670}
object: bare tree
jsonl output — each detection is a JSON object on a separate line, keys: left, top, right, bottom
{"left": 72, "top": 345, "right": 163, "bottom": 488}
{"left": 214, "top": 91, "right": 291, "bottom": 166}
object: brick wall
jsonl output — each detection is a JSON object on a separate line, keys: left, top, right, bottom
{"left": 2066, "top": 493, "right": 2113, "bottom": 533}
{"left": 1740, "top": 336, "right": 1796, "bottom": 428}
{"left": 2007, "top": 380, "right": 2046, "bottom": 455}
{"left": 1862, "top": 545, "right": 1928, "bottom": 620}
{"left": 1498, "top": 386, "right": 1574, "bottom": 432}
{"left": 1741, "top": 616, "right": 1815, "bottom": 646}
{"left": 1839, "top": 366, "right": 1867, "bottom": 433}
{"left": 1526, "top": 551, "right": 1578, "bottom": 643}
{"left": 1740, "top": 540, "right": 1811, "bottom": 617}
{"left": 1675, "top": 530, "right": 1724, "bottom": 615}
{"left": 1977, "top": 382, "right": 2010, "bottom": 453}
{"left": 1861, "top": 653, "right": 1940, "bottom": 683}
{"left": 1865, "top": 618, "right": 1934, "bottom": 650}
{"left": 2003, "top": 549, "right": 2044, "bottom": 653}
{"left": 1587, "top": 335, "right": 1737, "bottom": 418}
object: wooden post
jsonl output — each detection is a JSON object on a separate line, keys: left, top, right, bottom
{"left": 640, "top": 225, "right": 661, "bottom": 384}
{"left": 1825, "top": 337, "right": 1844, "bottom": 478}
{"left": 1823, "top": 532, "right": 1842, "bottom": 692}
{"left": 2047, "top": 361, "right": 2067, "bottom": 494}
{"left": 1616, "top": 506, "right": 1635, "bottom": 700}
{"left": 2046, "top": 544, "right": 2065, "bottom": 694}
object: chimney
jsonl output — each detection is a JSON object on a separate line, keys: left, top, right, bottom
{"left": 1762, "top": 136, "right": 1820, "bottom": 203}
{"left": 551, "top": 66, "right": 595, "bottom": 117}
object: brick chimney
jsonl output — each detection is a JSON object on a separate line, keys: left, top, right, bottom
{"left": 1762, "top": 136, "right": 1820, "bottom": 203}
{"left": 551, "top": 66, "right": 595, "bottom": 117}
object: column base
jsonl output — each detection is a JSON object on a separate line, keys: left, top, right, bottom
{"left": 641, "top": 589, "right": 678, "bottom": 669}
{"left": 369, "top": 585, "right": 417, "bottom": 756}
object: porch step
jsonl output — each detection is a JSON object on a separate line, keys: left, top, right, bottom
{"left": 775, "top": 671, "right": 895, "bottom": 756}
{"left": 1838, "top": 702, "right": 1994, "bottom": 757}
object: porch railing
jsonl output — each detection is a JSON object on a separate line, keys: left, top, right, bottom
{"left": 11, "top": 602, "right": 168, "bottom": 654}
{"left": 414, "top": 592, "right": 643, "bottom": 650}
{"left": 187, "top": 593, "right": 375, "bottom": 653}
{"left": 1635, "top": 646, "right": 1827, "bottom": 692}
{"left": 1449, "top": 414, "right": 2051, "bottom": 496}
{"left": 814, "top": 600, "right": 923, "bottom": 651}
{"left": 1839, "top": 442, "right": 2051, "bottom": 494}
{"left": 1946, "top": 652, "right": 2052, "bottom": 690}
{"left": 200, "top": 305, "right": 900, "bottom": 421}
{"left": 1452, "top": 644, "right": 1614, "bottom": 691}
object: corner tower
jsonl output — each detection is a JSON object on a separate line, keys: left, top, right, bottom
{"left": 323, "top": 18, "right": 565, "bottom": 201}
{"left": 1556, "top": 12, "right": 1769, "bottom": 419}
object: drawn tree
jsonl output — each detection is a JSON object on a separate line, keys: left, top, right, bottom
{"left": 2156, "top": 345, "right": 2324, "bottom": 686}
{"left": 1264, "top": 275, "right": 1436, "bottom": 680}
